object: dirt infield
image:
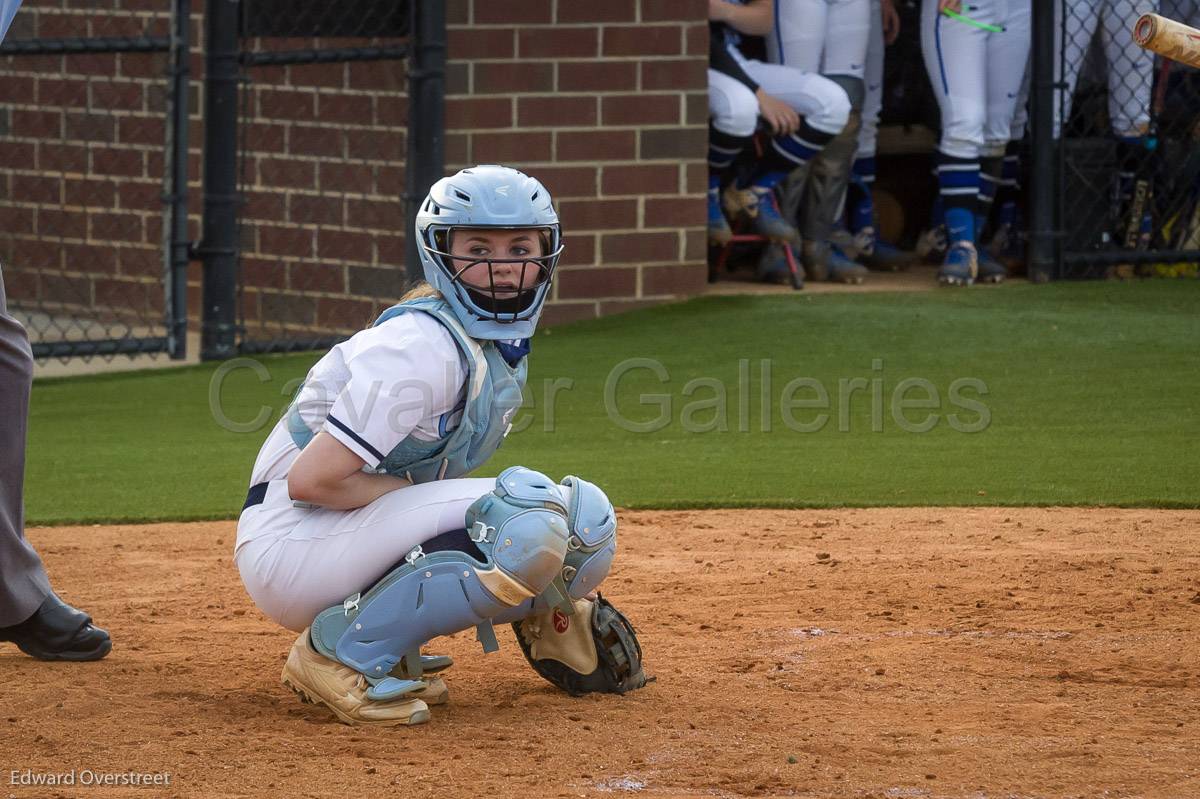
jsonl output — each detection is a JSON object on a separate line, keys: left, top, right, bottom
{"left": 4, "top": 508, "right": 1199, "bottom": 799}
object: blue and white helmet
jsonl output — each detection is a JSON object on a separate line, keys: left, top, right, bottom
{"left": 416, "top": 165, "right": 563, "bottom": 340}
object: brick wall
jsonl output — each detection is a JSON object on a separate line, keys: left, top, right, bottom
{"left": 236, "top": 38, "right": 411, "bottom": 341}
{"left": 239, "top": 0, "right": 710, "bottom": 337}
{"left": 1, "top": 0, "right": 709, "bottom": 349}
{"left": 0, "top": 1, "right": 179, "bottom": 341}
{"left": 444, "top": 0, "right": 710, "bottom": 327}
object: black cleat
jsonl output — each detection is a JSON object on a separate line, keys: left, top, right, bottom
{"left": 0, "top": 592, "right": 112, "bottom": 661}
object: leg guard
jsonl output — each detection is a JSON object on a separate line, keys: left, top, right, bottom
{"left": 800, "top": 110, "right": 862, "bottom": 248}
{"left": 309, "top": 466, "right": 569, "bottom": 700}
{"left": 772, "top": 160, "right": 813, "bottom": 278}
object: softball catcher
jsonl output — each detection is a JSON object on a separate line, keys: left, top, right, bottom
{"left": 235, "top": 165, "right": 647, "bottom": 726}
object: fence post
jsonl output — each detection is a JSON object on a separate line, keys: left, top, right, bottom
{"left": 166, "top": 0, "right": 191, "bottom": 359}
{"left": 1028, "top": 0, "right": 1058, "bottom": 282}
{"left": 404, "top": 0, "right": 445, "bottom": 283}
{"left": 198, "top": 0, "right": 241, "bottom": 360}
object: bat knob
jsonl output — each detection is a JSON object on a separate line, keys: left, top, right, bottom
{"left": 1134, "top": 14, "right": 1156, "bottom": 47}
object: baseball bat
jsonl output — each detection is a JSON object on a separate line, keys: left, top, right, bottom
{"left": 1133, "top": 13, "right": 1200, "bottom": 70}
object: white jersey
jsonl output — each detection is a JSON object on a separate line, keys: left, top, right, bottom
{"left": 247, "top": 311, "right": 467, "bottom": 486}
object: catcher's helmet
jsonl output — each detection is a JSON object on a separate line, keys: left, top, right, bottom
{"left": 416, "top": 165, "right": 563, "bottom": 339}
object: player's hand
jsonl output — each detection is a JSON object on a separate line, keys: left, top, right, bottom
{"left": 881, "top": 0, "right": 901, "bottom": 44}
{"left": 708, "top": 0, "right": 732, "bottom": 22}
{"left": 755, "top": 89, "right": 800, "bottom": 136}
{"left": 938, "top": 0, "right": 963, "bottom": 12}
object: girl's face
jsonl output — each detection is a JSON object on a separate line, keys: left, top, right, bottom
{"left": 449, "top": 228, "right": 546, "bottom": 298}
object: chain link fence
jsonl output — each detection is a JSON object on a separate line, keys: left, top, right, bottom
{"left": 0, "top": 0, "right": 190, "bottom": 361}
{"left": 232, "top": 1, "right": 416, "bottom": 355}
{"left": 1057, "top": 1, "right": 1200, "bottom": 278}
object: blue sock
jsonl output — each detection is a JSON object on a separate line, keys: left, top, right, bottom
{"left": 945, "top": 207, "right": 975, "bottom": 245}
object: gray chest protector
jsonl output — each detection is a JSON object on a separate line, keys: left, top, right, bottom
{"left": 286, "top": 296, "right": 526, "bottom": 482}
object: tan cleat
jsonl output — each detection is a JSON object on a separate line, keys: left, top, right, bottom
{"left": 412, "top": 676, "right": 449, "bottom": 706}
{"left": 280, "top": 629, "right": 431, "bottom": 727}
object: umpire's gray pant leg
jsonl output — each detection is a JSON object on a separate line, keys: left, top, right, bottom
{"left": 0, "top": 265, "right": 52, "bottom": 626}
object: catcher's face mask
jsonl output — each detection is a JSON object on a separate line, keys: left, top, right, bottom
{"left": 430, "top": 226, "right": 561, "bottom": 319}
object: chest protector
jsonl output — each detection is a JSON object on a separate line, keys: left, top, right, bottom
{"left": 286, "top": 296, "right": 527, "bottom": 483}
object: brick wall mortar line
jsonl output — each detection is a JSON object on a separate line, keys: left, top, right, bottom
{"left": 449, "top": 22, "right": 690, "bottom": 31}
{"left": 454, "top": 55, "right": 690, "bottom": 63}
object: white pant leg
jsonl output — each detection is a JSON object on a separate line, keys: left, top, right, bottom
{"left": 1103, "top": 0, "right": 1158, "bottom": 137}
{"left": 1058, "top": 0, "right": 1102, "bottom": 137}
{"left": 858, "top": 0, "right": 885, "bottom": 158}
{"left": 739, "top": 56, "right": 852, "bottom": 134}
{"left": 983, "top": 0, "right": 1032, "bottom": 152}
{"left": 822, "top": 0, "right": 872, "bottom": 77}
{"left": 709, "top": 68, "right": 760, "bottom": 136}
{"left": 922, "top": 0, "right": 989, "bottom": 158}
{"left": 235, "top": 477, "right": 495, "bottom": 631}
{"left": 768, "top": 0, "right": 828, "bottom": 74}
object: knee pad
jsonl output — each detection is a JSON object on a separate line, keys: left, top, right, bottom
{"left": 827, "top": 74, "right": 866, "bottom": 112}
{"left": 492, "top": 474, "right": 618, "bottom": 624}
{"left": 559, "top": 475, "right": 617, "bottom": 599}
{"left": 309, "top": 466, "right": 569, "bottom": 700}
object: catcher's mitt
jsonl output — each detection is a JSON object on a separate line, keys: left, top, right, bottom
{"left": 512, "top": 594, "right": 650, "bottom": 696}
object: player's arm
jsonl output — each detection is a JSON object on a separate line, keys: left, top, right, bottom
{"left": 708, "top": 16, "right": 798, "bottom": 134}
{"left": 709, "top": 0, "right": 775, "bottom": 37}
{"left": 287, "top": 432, "right": 411, "bottom": 510}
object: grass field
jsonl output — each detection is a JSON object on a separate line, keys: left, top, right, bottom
{"left": 25, "top": 280, "right": 1200, "bottom": 524}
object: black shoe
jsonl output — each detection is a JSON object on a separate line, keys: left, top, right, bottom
{"left": 0, "top": 592, "right": 112, "bottom": 661}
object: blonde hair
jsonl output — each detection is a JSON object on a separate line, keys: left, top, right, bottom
{"left": 399, "top": 281, "right": 441, "bottom": 302}
{"left": 364, "top": 281, "right": 441, "bottom": 329}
